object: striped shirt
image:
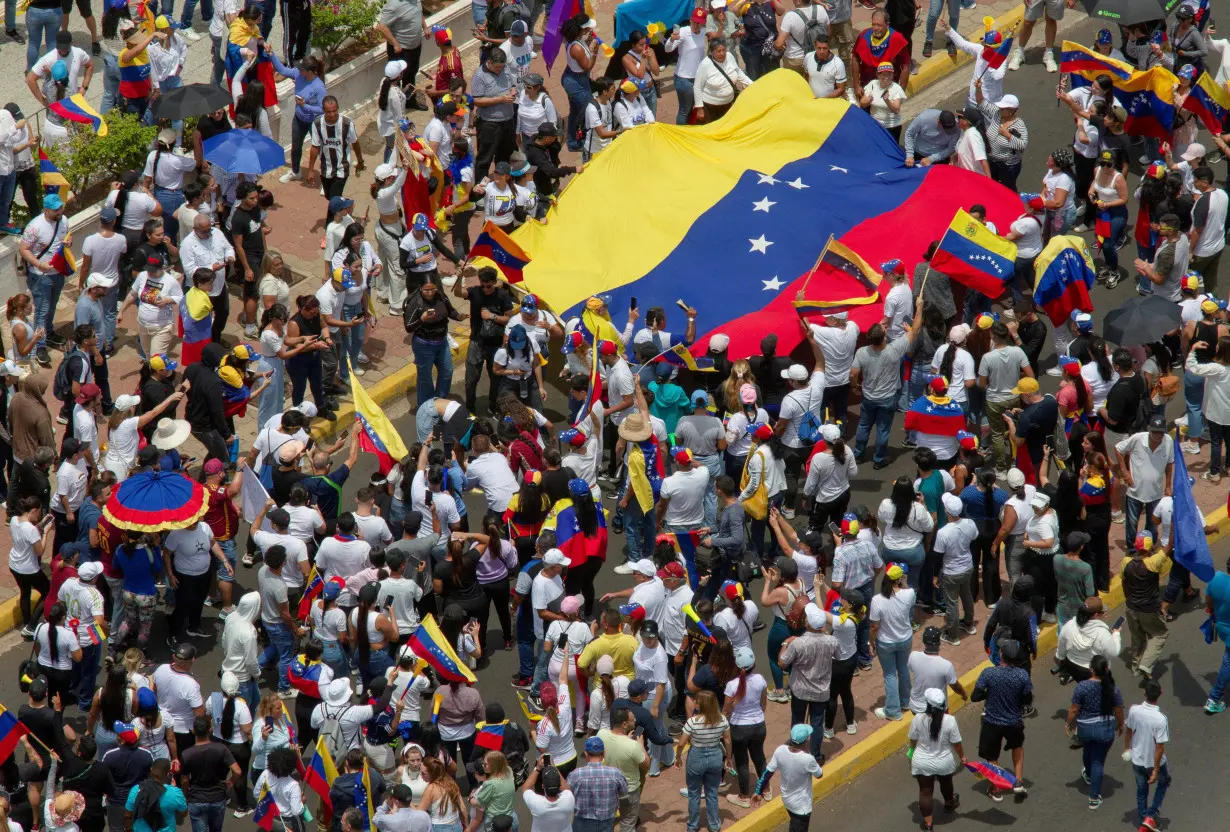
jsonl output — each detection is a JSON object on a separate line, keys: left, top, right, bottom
{"left": 310, "top": 114, "right": 358, "bottom": 180}
{"left": 682, "top": 715, "right": 729, "bottom": 748}
{"left": 978, "top": 100, "right": 1029, "bottom": 166}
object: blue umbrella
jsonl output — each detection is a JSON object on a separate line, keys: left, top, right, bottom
{"left": 202, "top": 129, "right": 286, "bottom": 175}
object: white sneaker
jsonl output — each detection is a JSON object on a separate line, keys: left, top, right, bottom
{"left": 1008, "top": 45, "right": 1024, "bottom": 70}
{"left": 357, "top": 351, "right": 370, "bottom": 364}
{"left": 1182, "top": 440, "right": 1202, "bottom": 455}
{"left": 1175, "top": 414, "right": 1189, "bottom": 428}
{"left": 781, "top": 508, "right": 796, "bottom": 520}
{"left": 243, "top": 325, "right": 259, "bottom": 339}
{"left": 354, "top": 367, "right": 366, "bottom": 377}
{"left": 823, "top": 728, "right": 835, "bottom": 739}
{"left": 1043, "top": 49, "right": 1058, "bottom": 72}
{"left": 277, "top": 689, "right": 298, "bottom": 700}
{"left": 846, "top": 722, "right": 858, "bottom": 735}
{"left": 873, "top": 707, "right": 903, "bottom": 722}
{"left": 278, "top": 171, "right": 301, "bottom": 184}
{"left": 1041, "top": 612, "right": 1057, "bottom": 624}
{"left": 183, "top": 29, "right": 202, "bottom": 42}
{"left": 1071, "top": 223, "right": 1089, "bottom": 233}
{"left": 1046, "top": 366, "right": 1064, "bottom": 377}
{"left": 613, "top": 563, "right": 635, "bottom": 575}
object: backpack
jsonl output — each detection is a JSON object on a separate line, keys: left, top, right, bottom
{"left": 790, "top": 6, "right": 827, "bottom": 52}
{"left": 53, "top": 349, "right": 86, "bottom": 403}
{"left": 132, "top": 779, "right": 166, "bottom": 831}
{"left": 363, "top": 697, "right": 398, "bottom": 746}
{"left": 318, "top": 703, "right": 352, "bottom": 759}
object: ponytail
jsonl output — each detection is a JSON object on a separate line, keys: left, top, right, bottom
{"left": 926, "top": 702, "right": 945, "bottom": 742}
{"left": 221, "top": 693, "right": 237, "bottom": 740}
{"left": 357, "top": 598, "right": 372, "bottom": 663}
{"left": 830, "top": 436, "right": 846, "bottom": 464}
{"left": 939, "top": 340, "right": 958, "bottom": 383}
{"left": 1091, "top": 654, "right": 1115, "bottom": 715}
{"left": 729, "top": 593, "right": 746, "bottom": 621}
{"left": 1075, "top": 602, "right": 1093, "bottom": 628}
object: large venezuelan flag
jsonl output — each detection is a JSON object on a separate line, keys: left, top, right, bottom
{"left": 542, "top": 498, "right": 608, "bottom": 568}
{"left": 49, "top": 94, "right": 108, "bottom": 136}
{"left": 1032, "top": 236, "right": 1097, "bottom": 327}
{"left": 514, "top": 72, "right": 1019, "bottom": 359}
{"left": 408, "top": 613, "right": 478, "bottom": 683}
{"left": 1061, "top": 41, "right": 1177, "bottom": 141}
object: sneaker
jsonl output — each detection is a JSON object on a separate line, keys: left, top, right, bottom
{"left": 186, "top": 628, "right": 210, "bottom": 638}
{"left": 1007, "top": 45, "right": 1024, "bottom": 70}
{"left": 1175, "top": 414, "right": 1189, "bottom": 427}
{"left": 6, "top": 29, "right": 24, "bottom": 43}
{"left": 947, "top": 41, "right": 957, "bottom": 58}
{"left": 902, "top": 437, "right": 918, "bottom": 448}
{"left": 613, "top": 563, "right": 635, "bottom": 575}
{"left": 940, "top": 632, "right": 961, "bottom": 646}
{"left": 232, "top": 808, "right": 253, "bottom": 818}
{"left": 1141, "top": 817, "right": 1159, "bottom": 831}
{"left": 1105, "top": 272, "right": 1120, "bottom": 289}
{"left": 647, "top": 762, "right": 661, "bottom": 778}
{"left": 354, "top": 367, "right": 366, "bottom": 377}
{"left": 781, "top": 507, "right": 796, "bottom": 520}
{"left": 243, "top": 325, "right": 259, "bottom": 339}
{"left": 219, "top": 606, "right": 235, "bottom": 620}
{"left": 56, "top": 413, "right": 68, "bottom": 425}
{"left": 183, "top": 29, "right": 203, "bottom": 41}
{"left": 767, "top": 689, "right": 790, "bottom": 703}
{"left": 241, "top": 552, "right": 255, "bottom": 567}
{"left": 1205, "top": 698, "right": 1226, "bottom": 714}
{"left": 1087, "top": 797, "right": 1102, "bottom": 810}
{"left": 1072, "top": 223, "right": 1089, "bottom": 233}
{"left": 922, "top": 40, "right": 933, "bottom": 58}
{"left": 1043, "top": 50, "right": 1058, "bottom": 72}
{"left": 962, "top": 623, "right": 978, "bottom": 635}
{"left": 988, "top": 787, "right": 1004, "bottom": 802}
{"left": 679, "top": 788, "right": 689, "bottom": 797}
{"left": 943, "top": 794, "right": 960, "bottom": 813}
{"left": 873, "top": 707, "right": 902, "bottom": 721}
{"left": 1046, "top": 366, "right": 1064, "bottom": 377}
{"left": 277, "top": 689, "right": 298, "bottom": 699}
{"left": 1203, "top": 470, "right": 1222, "bottom": 483}
{"left": 1041, "top": 612, "right": 1057, "bottom": 624}
{"left": 1023, "top": 705, "right": 1038, "bottom": 718}
{"left": 20, "top": 625, "right": 36, "bottom": 640}
{"left": 847, "top": 722, "right": 858, "bottom": 734}
{"left": 279, "top": 171, "right": 301, "bottom": 184}
{"left": 511, "top": 676, "right": 533, "bottom": 689}
{"left": 1081, "top": 768, "right": 1091, "bottom": 784}
{"left": 1112, "top": 510, "right": 1125, "bottom": 524}
{"left": 823, "top": 728, "right": 835, "bottom": 739}
{"left": 36, "top": 347, "right": 52, "bottom": 367}
{"left": 358, "top": 351, "right": 370, "bottom": 364}
{"left": 726, "top": 794, "right": 751, "bottom": 808}
{"left": 1139, "top": 153, "right": 1154, "bottom": 166}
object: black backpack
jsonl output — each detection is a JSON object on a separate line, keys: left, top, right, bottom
{"left": 132, "top": 779, "right": 166, "bottom": 831}
{"left": 52, "top": 350, "right": 86, "bottom": 403}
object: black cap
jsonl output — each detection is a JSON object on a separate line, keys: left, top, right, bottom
{"left": 998, "top": 638, "right": 1021, "bottom": 661}
{"left": 800, "top": 529, "right": 824, "bottom": 551}
{"left": 494, "top": 161, "right": 512, "bottom": 176}
{"left": 4, "top": 103, "right": 23, "bottom": 120}
{"left": 536, "top": 122, "right": 559, "bottom": 137}
{"left": 174, "top": 642, "right": 197, "bottom": 661}
{"left": 960, "top": 105, "right": 981, "bottom": 124}
{"left": 922, "top": 626, "right": 942, "bottom": 650}
{"left": 1066, "top": 530, "right": 1091, "bottom": 552}
{"left": 639, "top": 620, "right": 659, "bottom": 639}
{"left": 61, "top": 437, "right": 82, "bottom": 457}
{"left": 56, "top": 30, "right": 72, "bottom": 46}
{"left": 841, "top": 587, "right": 866, "bottom": 608}
{"left": 627, "top": 679, "right": 649, "bottom": 697}
{"left": 938, "top": 110, "right": 956, "bottom": 129}
{"left": 541, "top": 767, "right": 562, "bottom": 795}
{"left": 1176, "top": 4, "right": 1194, "bottom": 17}
{"left": 136, "top": 445, "right": 160, "bottom": 466}
{"left": 1147, "top": 413, "right": 1167, "bottom": 432}
{"left": 28, "top": 676, "right": 48, "bottom": 700}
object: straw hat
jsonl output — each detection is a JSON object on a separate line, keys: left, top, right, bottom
{"left": 617, "top": 412, "right": 652, "bottom": 442}
{"left": 151, "top": 418, "right": 191, "bottom": 450}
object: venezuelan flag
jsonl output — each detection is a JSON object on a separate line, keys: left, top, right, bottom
{"left": 542, "top": 498, "right": 608, "bottom": 568}
{"left": 48, "top": 243, "right": 76, "bottom": 278}
{"left": 903, "top": 395, "right": 966, "bottom": 436}
{"left": 930, "top": 208, "right": 1018, "bottom": 298}
{"left": 572, "top": 356, "right": 601, "bottom": 429}
{"left": 475, "top": 720, "right": 506, "bottom": 751}
{"left": 118, "top": 50, "right": 152, "bottom": 99}
{"left": 1059, "top": 41, "right": 1134, "bottom": 81}
{"left": 1062, "top": 42, "right": 1177, "bottom": 141}
{"left": 288, "top": 654, "right": 327, "bottom": 699}
{"left": 358, "top": 760, "right": 377, "bottom": 831}
{"left": 982, "top": 34, "right": 1013, "bottom": 70}
{"left": 39, "top": 149, "right": 72, "bottom": 202}
{"left": 48, "top": 94, "right": 108, "bottom": 136}
{"left": 0, "top": 706, "right": 29, "bottom": 763}
{"left": 179, "top": 288, "right": 213, "bottom": 368}
{"left": 1032, "top": 235, "right": 1096, "bottom": 327}
{"left": 578, "top": 307, "right": 626, "bottom": 354}
{"left": 1183, "top": 72, "right": 1230, "bottom": 134}
{"left": 656, "top": 343, "right": 716, "bottom": 372}
{"left": 351, "top": 375, "right": 410, "bottom": 475}
{"left": 304, "top": 739, "right": 338, "bottom": 817}
{"left": 254, "top": 787, "right": 281, "bottom": 831}
{"left": 298, "top": 566, "right": 323, "bottom": 620}
{"left": 279, "top": 701, "right": 301, "bottom": 758}
{"left": 408, "top": 613, "right": 478, "bottom": 683}
{"left": 514, "top": 72, "right": 1018, "bottom": 360}
{"left": 470, "top": 221, "right": 531, "bottom": 283}
{"left": 1079, "top": 474, "right": 1110, "bottom": 507}
{"left": 83, "top": 621, "right": 104, "bottom": 646}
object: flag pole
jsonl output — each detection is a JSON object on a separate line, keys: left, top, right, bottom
{"left": 800, "top": 235, "right": 834, "bottom": 297}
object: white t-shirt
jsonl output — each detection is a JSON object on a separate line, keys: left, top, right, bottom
{"left": 723, "top": 672, "right": 768, "bottom": 724}
{"left": 252, "top": 530, "right": 310, "bottom": 589}
{"left": 584, "top": 100, "right": 615, "bottom": 156}
{"left": 531, "top": 571, "right": 564, "bottom": 639}
{"left": 353, "top": 513, "right": 394, "bottom": 548}
{"left": 869, "top": 587, "right": 917, "bottom": 644}
{"left": 8, "top": 517, "right": 42, "bottom": 574}
{"left": 54, "top": 457, "right": 90, "bottom": 512}
{"left": 311, "top": 603, "right": 347, "bottom": 644}
{"left": 877, "top": 499, "right": 934, "bottom": 551}
{"left": 933, "top": 518, "right": 977, "bottom": 575}
{"left": 780, "top": 5, "right": 829, "bottom": 60}
{"left": 628, "top": 577, "right": 666, "bottom": 624}
{"left": 482, "top": 182, "right": 517, "bottom": 227}
{"left": 778, "top": 369, "right": 825, "bottom": 449}
{"left": 632, "top": 643, "right": 669, "bottom": 687}
{"left": 465, "top": 452, "right": 519, "bottom": 513}
{"left": 151, "top": 664, "right": 205, "bottom": 733}
{"left": 1114, "top": 432, "right": 1174, "bottom": 504}
{"left": 1043, "top": 169, "right": 1076, "bottom": 213}
{"left": 534, "top": 684, "right": 576, "bottom": 764}
{"left": 207, "top": 693, "right": 252, "bottom": 743}
{"left": 908, "top": 712, "right": 962, "bottom": 776}
{"left": 714, "top": 602, "right": 758, "bottom": 652}
{"left": 660, "top": 466, "right": 709, "bottom": 527}
{"left": 131, "top": 271, "right": 183, "bottom": 328}
{"left": 1152, "top": 495, "right": 1205, "bottom": 547}
{"left": 804, "top": 52, "right": 846, "bottom": 98}
{"left": 930, "top": 345, "right": 976, "bottom": 403}
{"left": 907, "top": 652, "right": 957, "bottom": 714}
{"left": 409, "top": 471, "right": 462, "bottom": 536}
{"left": 80, "top": 232, "right": 128, "bottom": 287}
{"left": 522, "top": 791, "right": 576, "bottom": 832}
{"left": 499, "top": 35, "right": 536, "bottom": 84}
{"left": 766, "top": 745, "right": 823, "bottom": 815}
{"left": 605, "top": 360, "right": 636, "bottom": 425}
{"left": 163, "top": 522, "right": 215, "bottom": 577}
{"left": 882, "top": 283, "right": 914, "bottom": 341}
{"left": 954, "top": 127, "right": 987, "bottom": 174}
{"left": 315, "top": 537, "right": 372, "bottom": 604}
{"left": 35, "top": 624, "right": 80, "bottom": 670}
{"left": 1011, "top": 214, "right": 1044, "bottom": 259}
{"left": 865, "top": 79, "right": 906, "bottom": 128}
{"left": 285, "top": 504, "right": 325, "bottom": 542}
{"left": 810, "top": 321, "right": 860, "bottom": 387}
{"left": 1081, "top": 362, "right": 1119, "bottom": 412}
{"left": 104, "top": 416, "right": 141, "bottom": 473}
{"left": 613, "top": 95, "right": 654, "bottom": 129}
{"left": 1125, "top": 702, "right": 1169, "bottom": 767}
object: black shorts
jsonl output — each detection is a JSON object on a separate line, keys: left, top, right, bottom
{"left": 241, "top": 261, "right": 262, "bottom": 300}
{"left": 977, "top": 720, "right": 1025, "bottom": 761}
{"left": 61, "top": 0, "right": 92, "bottom": 15}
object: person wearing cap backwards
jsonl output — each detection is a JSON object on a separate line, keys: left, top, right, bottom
{"left": 903, "top": 108, "right": 960, "bottom": 167}
{"left": 18, "top": 192, "right": 70, "bottom": 365}
{"left": 750, "top": 722, "right": 822, "bottom": 825}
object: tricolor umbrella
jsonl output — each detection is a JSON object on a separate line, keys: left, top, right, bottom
{"left": 203, "top": 129, "right": 286, "bottom": 175}
{"left": 102, "top": 470, "right": 208, "bottom": 532}
{"left": 964, "top": 760, "right": 1018, "bottom": 790}
{"left": 1101, "top": 293, "right": 1182, "bottom": 346}
{"left": 152, "top": 82, "right": 233, "bottom": 122}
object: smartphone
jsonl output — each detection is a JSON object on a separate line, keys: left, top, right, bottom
{"left": 468, "top": 617, "right": 478, "bottom": 629}
{"left": 629, "top": 296, "right": 637, "bottom": 312}
{"left": 1112, "top": 616, "right": 1125, "bottom": 630}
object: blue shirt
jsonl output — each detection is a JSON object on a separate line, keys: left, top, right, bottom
{"left": 1209, "top": 571, "right": 1230, "bottom": 644}
{"left": 112, "top": 543, "right": 164, "bottom": 595}
{"left": 269, "top": 54, "right": 327, "bottom": 123}
{"left": 958, "top": 485, "right": 1009, "bottom": 521}
{"left": 302, "top": 465, "right": 350, "bottom": 520}
{"left": 76, "top": 501, "right": 102, "bottom": 551}
{"left": 126, "top": 782, "right": 187, "bottom": 832}
{"left": 974, "top": 665, "right": 1032, "bottom": 727}
{"left": 1070, "top": 678, "right": 1123, "bottom": 721}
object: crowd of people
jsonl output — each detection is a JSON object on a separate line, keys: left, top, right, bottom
{"left": 0, "top": 0, "right": 1226, "bottom": 831}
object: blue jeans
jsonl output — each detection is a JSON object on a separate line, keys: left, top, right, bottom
{"left": 1184, "top": 372, "right": 1206, "bottom": 442}
{"left": 531, "top": 636, "right": 552, "bottom": 695}
{"left": 560, "top": 70, "right": 592, "bottom": 151}
{"left": 623, "top": 493, "right": 656, "bottom": 563}
{"left": 685, "top": 744, "right": 723, "bottom": 832}
{"left": 768, "top": 617, "right": 791, "bottom": 689}
{"left": 876, "top": 636, "right": 913, "bottom": 718}
{"left": 697, "top": 452, "right": 723, "bottom": 530}
{"left": 1, "top": 0, "right": 12, "bottom": 31}
{"left": 674, "top": 76, "right": 695, "bottom": 125}
{"left": 854, "top": 395, "right": 896, "bottom": 463}
{"left": 1080, "top": 735, "right": 1113, "bottom": 800}
{"left": 27, "top": 269, "right": 64, "bottom": 349}
{"left": 573, "top": 820, "right": 614, "bottom": 832}
{"left": 470, "top": 2, "right": 486, "bottom": 27}
{"left": 255, "top": 0, "right": 276, "bottom": 38}
{"left": 321, "top": 639, "right": 349, "bottom": 679}
{"left": 1124, "top": 496, "right": 1159, "bottom": 551}
{"left": 260, "top": 619, "right": 296, "bottom": 692}
{"left": 1132, "top": 762, "right": 1171, "bottom": 822}
{"left": 925, "top": 0, "right": 959, "bottom": 43}
{"left": 175, "top": 0, "right": 213, "bottom": 27}
{"left": 885, "top": 543, "right": 926, "bottom": 612}
{"left": 516, "top": 636, "right": 535, "bottom": 679}
{"left": 644, "top": 683, "right": 674, "bottom": 768}
{"left": 217, "top": 538, "right": 237, "bottom": 582}
{"left": 72, "top": 642, "right": 101, "bottom": 711}
{"left": 258, "top": 355, "right": 284, "bottom": 430}
{"left": 411, "top": 336, "right": 452, "bottom": 406}
{"left": 101, "top": 53, "right": 122, "bottom": 114}
{"left": 210, "top": 34, "right": 226, "bottom": 87}
{"left": 25, "top": 6, "right": 59, "bottom": 71}
{"left": 357, "top": 646, "right": 393, "bottom": 687}
{"left": 238, "top": 677, "right": 259, "bottom": 713}
{"left": 100, "top": 285, "right": 118, "bottom": 349}
{"left": 1102, "top": 205, "right": 1129, "bottom": 271}
{"left": 188, "top": 800, "right": 227, "bottom": 832}
{"left": 1210, "top": 643, "right": 1230, "bottom": 702}
{"left": 154, "top": 187, "right": 186, "bottom": 243}
{"left": 0, "top": 171, "right": 16, "bottom": 228}
{"left": 342, "top": 303, "right": 366, "bottom": 372}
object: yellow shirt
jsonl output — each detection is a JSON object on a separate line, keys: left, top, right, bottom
{"left": 578, "top": 632, "right": 639, "bottom": 679}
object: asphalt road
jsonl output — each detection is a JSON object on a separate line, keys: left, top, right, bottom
{"left": 810, "top": 597, "right": 1223, "bottom": 832}
{"left": 1, "top": 11, "right": 1226, "bottom": 831}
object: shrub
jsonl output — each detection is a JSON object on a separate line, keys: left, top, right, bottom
{"left": 311, "top": 0, "right": 382, "bottom": 70}
{"left": 46, "top": 110, "right": 158, "bottom": 199}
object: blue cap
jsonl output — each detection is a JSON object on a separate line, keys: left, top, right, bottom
{"left": 691, "top": 389, "right": 709, "bottom": 407}
{"left": 568, "top": 477, "right": 590, "bottom": 497}
{"left": 44, "top": 194, "right": 64, "bottom": 211}
{"left": 1178, "top": 64, "right": 1196, "bottom": 80}
{"left": 508, "top": 325, "right": 528, "bottom": 349}
{"left": 338, "top": 269, "right": 356, "bottom": 290}
{"left": 654, "top": 362, "right": 673, "bottom": 380}
{"left": 412, "top": 212, "right": 430, "bottom": 231}
{"left": 1074, "top": 312, "right": 1093, "bottom": 332}
{"left": 137, "top": 687, "right": 158, "bottom": 710}
{"left": 520, "top": 294, "right": 538, "bottom": 312}
{"left": 1096, "top": 28, "right": 1113, "bottom": 45}
{"left": 58, "top": 541, "right": 87, "bottom": 560}
{"left": 51, "top": 59, "right": 68, "bottom": 81}
{"left": 322, "top": 581, "right": 342, "bottom": 600}
{"left": 790, "top": 724, "right": 814, "bottom": 744}
{"left": 584, "top": 736, "right": 604, "bottom": 754}
{"left": 328, "top": 196, "right": 353, "bottom": 214}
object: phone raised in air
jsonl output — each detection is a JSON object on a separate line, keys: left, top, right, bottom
{"left": 629, "top": 296, "right": 637, "bottom": 312}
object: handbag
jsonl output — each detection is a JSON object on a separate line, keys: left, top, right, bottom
{"left": 709, "top": 58, "right": 743, "bottom": 102}
{"left": 740, "top": 448, "right": 769, "bottom": 520}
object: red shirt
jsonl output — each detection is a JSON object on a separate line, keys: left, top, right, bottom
{"left": 47, "top": 555, "right": 78, "bottom": 610}
{"left": 204, "top": 482, "right": 239, "bottom": 541}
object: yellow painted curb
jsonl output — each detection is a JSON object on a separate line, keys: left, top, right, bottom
{"left": 0, "top": 591, "right": 39, "bottom": 640}
{"left": 727, "top": 509, "right": 1230, "bottom": 832}
{"left": 906, "top": 7, "right": 1026, "bottom": 96}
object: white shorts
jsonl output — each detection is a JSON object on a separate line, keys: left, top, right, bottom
{"left": 1023, "top": 0, "right": 1065, "bottom": 21}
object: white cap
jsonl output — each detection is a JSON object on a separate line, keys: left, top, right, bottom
{"left": 709, "top": 0, "right": 726, "bottom": 8}
{"left": 85, "top": 274, "right": 110, "bottom": 290}
{"left": 630, "top": 558, "right": 657, "bottom": 577}
{"left": 1006, "top": 468, "right": 1026, "bottom": 488}
{"left": 77, "top": 561, "right": 103, "bottom": 581}
{"left": 373, "top": 163, "right": 395, "bottom": 181}
{"left": 804, "top": 603, "right": 826, "bottom": 630}
{"left": 1030, "top": 492, "right": 1051, "bottom": 510}
{"left": 113, "top": 394, "right": 141, "bottom": 413}
{"left": 941, "top": 492, "right": 963, "bottom": 517}
{"left": 220, "top": 671, "right": 240, "bottom": 695}
{"left": 708, "top": 333, "right": 730, "bottom": 353}
{"left": 783, "top": 364, "right": 808, "bottom": 382}
{"left": 819, "top": 424, "right": 841, "bottom": 443}
{"left": 995, "top": 94, "right": 1020, "bottom": 109}
{"left": 543, "top": 549, "right": 568, "bottom": 566}
{"left": 384, "top": 59, "right": 408, "bottom": 79}
{"left": 294, "top": 401, "right": 319, "bottom": 419}
{"left": 924, "top": 687, "right": 947, "bottom": 708}
{"left": 582, "top": 18, "right": 598, "bottom": 29}
{"left": 948, "top": 323, "right": 970, "bottom": 344}
{"left": 1181, "top": 142, "right": 1207, "bottom": 161}
{"left": 0, "top": 360, "right": 29, "bottom": 380}
{"left": 828, "top": 311, "right": 849, "bottom": 321}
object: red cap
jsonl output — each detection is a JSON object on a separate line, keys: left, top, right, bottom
{"left": 673, "top": 447, "right": 693, "bottom": 465}
{"left": 928, "top": 376, "right": 948, "bottom": 395}
{"left": 752, "top": 424, "right": 774, "bottom": 440}
{"left": 690, "top": 8, "right": 706, "bottom": 22}
{"left": 658, "top": 562, "right": 686, "bottom": 580}
{"left": 598, "top": 340, "right": 618, "bottom": 356}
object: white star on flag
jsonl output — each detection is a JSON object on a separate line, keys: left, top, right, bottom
{"left": 752, "top": 197, "right": 776, "bottom": 213}
{"left": 757, "top": 173, "right": 779, "bottom": 185}
{"left": 749, "top": 235, "right": 773, "bottom": 254}
{"left": 966, "top": 253, "right": 1007, "bottom": 275}
{"left": 762, "top": 276, "right": 785, "bottom": 291}
{"left": 830, "top": 165, "right": 848, "bottom": 174}
{"left": 787, "top": 178, "right": 808, "bottom": 190}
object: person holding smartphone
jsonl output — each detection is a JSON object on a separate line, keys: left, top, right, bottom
{"left": 1055, "top": 596, "right": 1122, "bottom": 685}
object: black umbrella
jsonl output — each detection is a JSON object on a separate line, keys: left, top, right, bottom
{"left": 1079, "top": 0, "right": 1180, "bottom": 28}
{"left": 153, "top": 83, "right": 232, "bottom": 121}
{"left": 1102, "top": 294, "right": 1181, "bottom": 346}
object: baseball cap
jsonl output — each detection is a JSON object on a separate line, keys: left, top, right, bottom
{"left": 922, "top": 626, "right": 942, "bottom": 648}
{"left": 412, "top": 212, "right": 431, "bottom": 231}
{"left": 956, "top": 430, "right": 978, "bottom": 450}
{"left": 1074, "top": 312, "right": 1094, "bottom": 332}
{"left": 789, "top": 724, "right": 813, "bottom": 744}
{"left": 1096, "top": 27, "right": 1113, "bottom": 44}
{"left": 928, "top": 376, "right": 949, "bottom": 395}
{"left": 584, "top": 736, "right": 605, "bottom": 754}
{"left": 559, "top": 428, "right": 587, "bottom": 447}
{"left": 149, "top": 354, "right": 178, "bottom": 373}
{"left": 782, "top": 364, "right": 808, "bottom": 382}
{"left": 1011, "top": 377, "right": 1040, "bottom": 395}
{"left": 543, "top": 549, "right": 569, "bottom": 566}
{"left": 804, "top": 603, "right": 825, "bottom": 630}
{"left": 100, "top": 205, "right": 118, "bottom": 223}
{"left": 657, "top": 561, "right": 686, "bottom": 580}
{"left": 690, "top": 389, "right": 709, "bottom": 407}
{"left": 734, "top": 646, "right": 755, "bottom": 669}
{"left": 174, "top": 642, "right": 197, "bottom": 661}
{"left": 740, "top": 383, "right": 757, "bottom": 404}
{"left": 618, "top": 602, "right": 646, "bottom": 620}
{"left": 628, "top": 679, "right": 649, "bottom": 697}
{"left": 1147, "top": 413, "right": 1167, "bottom": 432}
{"left": 1066, "top": 531, "right": 1091, "bottom": 551}
{"left": 690, "top": 7, "right": 706, "bottom": 22}
{"left": 510, "top": 19, "right": 528, "bottom": 36}
{"left": 941, "top": 492, "right": 963, "bottom": 517}
{"left": 639, "top": 620, "right": 659, "bottom": 640}
{"left": 77, "top": 561, "right": 103, "bottom": 581}
{"left": 44, "top": 194, "right": 64, "bottom": 211}
{"left": 1030, "top": 491, "right": 1051, "bottom": 510}
{"left": 494, "top": 161, "right": 512, "bottom": 177}
{"left": 373, "top": 163, "right": 394, "bottom": 181}
{"left": 327, "top": 196, "right": 353, "bottom": 214}
{"left": 0, "top": 360, "right": 28, "bottom": 380}
{"left": 938, "top": 110, "right": 956, "bottom": 129}
{"left": 839, "top": 513, "right": 859, "bottom": 536}
{"left": 996, "top": 94, "right": 1020, "bottom": 109}
{"left": 672, "top": 447, "right": 693, "bottom": 465}
{"left": 598, "top": 340, "right": 619, "bottom": 356}
{"left": 1006, "top": 468, "right": 1026, "bottom": 488}
{"left": 1134, "top": 531, "right": 1154, "bottom": 550}
{"left": 630, "top": 559, "right": 657, "bottom": 577}
{"left": 924, "top": 688, "right": 947, "bottom": 708}
{"left": 203, "top": 459, "right": 225, "bottom": 475}
{"left": 749, "top": 423, "right": 774, "bottom": 440}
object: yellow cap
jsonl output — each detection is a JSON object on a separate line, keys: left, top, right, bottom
{"left": 620, "top": 79, "right": 638, "bottom": 94}
{"left": 155, "top": 14, "right": 171, "bottom": 28}
{"left": 1011, "top": 377, "right": 1040, "bottom": 395}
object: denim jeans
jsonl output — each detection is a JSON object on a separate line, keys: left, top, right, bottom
{"left": 239, "top": 677, "right": 259, "bottom": 712}
{"left": 876, "top": 636, "right": 913, "bottom": 718}
{"left": 885, "top": 543, "right": 926, "bottom": 613}
{"left": 623, "top": 494, "right": 656, "bottom": 564}
{"left": 854, "top": 395, "right": 897, "bottom": 463}
{"left": 1124, "top": 496, "right": 1159, "bottom": 551}
{"left": 258, "top": 354, "right": 284, "bottom": 430}
{"left": 210, "top": 34, "right": 226, "bottom": 87}
{"left": 1209, "top": 419, "right": 1230, "bottom": 475}
{"left": 72, "top": 642, "right": 101, "bottom": 711}
{"left": 154, "top": 187, "right": 186, "bottom": 243}
{"left": 560, "top": 70, "right": 592, "bottom": 151}
{"left": 788, "top": 696, "right": 827, "bottom": 760}
{"left": 321, "top": 638, "right": 349, "bottom": 678}
{"left": 1209, "top": 643, "right": 1230, "bottom": 702}
{"left": 1080, "top": 734, "right": 1113, "bottom": 799}
{"left": 685, "top": 744, "right": 723, "bottom": 832}
{"left": 25, "top": 6, "right": 60, "bottom": 71}
{"left": 573, "top": 820, "right": 614, "bottom": 832}
{"left": 176, "top": 0, "right": 213, "bottom": 27}
{"left": 411, "top": 336, "right": 452, "bottom": 406}
{"left": 0, "top": 171, "right": 16, "bottom": 228}
{"left": 674, "top": 76, "right": 695, "bottom": 125}
{"left": 1132, "top": 762, "right": 1171, "bottom": 822}
{"left": 644, "top": 683, "right": 674, "bottom": 769}
{"left": 189, "top": 800, "right": 227, "bottom": 832}
{"left": 1184, "top": 372, "right": 1206, "bottom": 442}
{"left": 342, "top": 302, "right": 366, "bottom": 373}
{"left": 1101, "top": 205, "right": 1129, "bottom": 271}
{"left": 259, "top": 619, "right": 296, "bottom": 692}
{"left": 101, "top": 53, "right": 122, "bottom": 114}
{"left": 27, "top": 269, "right": 64, "bottom": 349}
{"left": 531, "top": 636, "right": 552, "bottom": 695}
{"left": 925, "top": 0, "right": 960, "bottom": 43}
{"left": 697, "top": 452, "right": 723, "bottom": 530}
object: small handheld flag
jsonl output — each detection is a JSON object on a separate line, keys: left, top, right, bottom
{"left": 38, "top": 149, "right": 73, "bottom": 203}
{"left": 475, "top": 720, "right": 506, "bottom": 750}
{"left": 930, "top": 208, "right": 1018, "bottom": 298}
{"left": 407, "top": 614, "right": 478, "bottom": 684}
{"left": 351, "top": 375, "right": 410, "bottom": 475}
{"left": 254, "top": 786, "right": 281, "bottom": 831}
{"left": 655, "top": 343, "right": 717, "bottom": 372}
{"left": 304, "top": 739, "right": 338, "bottom": 818}
{"left": 298, "top": 566, "right": 323, "bottom": 620}
{"left": 469, "top": 221, "right": 532, "bottom": 283}
{"left": 0, "top": 706, "right": 30, "bottom": 763}
{"left": 48, "top": 94, "right": 108, "bottom": 136}
{"left": 981, "top": 34, "right": 1013, "bottom": 70}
